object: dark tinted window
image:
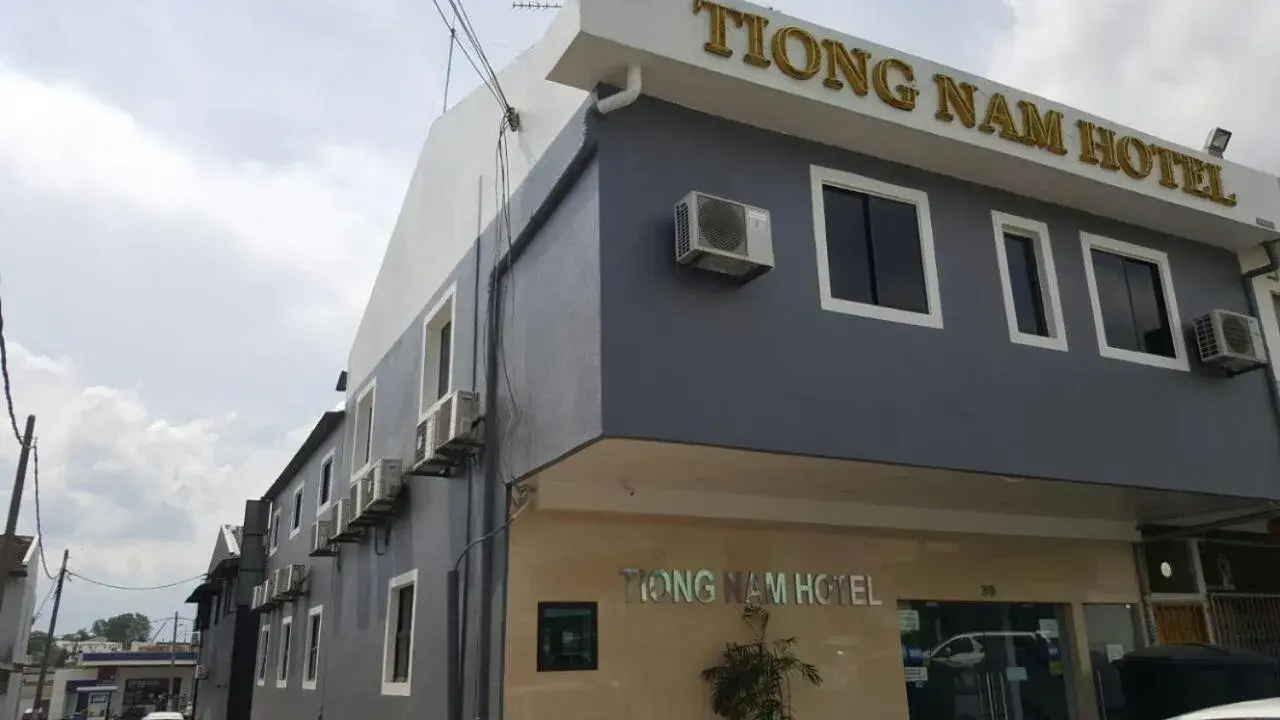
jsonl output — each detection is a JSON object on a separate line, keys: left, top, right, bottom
{"left": 538, "top": 602, "right": 598, "bottom": 672}
{"left": 822, "top": 185, "right": 928, "bottom": 314}
{"left": 1090, "top": 248, "right": 1174, "bottom": 357}
{"left": 319, "top": 459, "right": 332, "bottom": 505}
{"left": 392, "top": 584, "right": 414, "bottom": 682}
{"left": 1004, "top": 233, "right": 1048, "bottom": 336}
{"left": 436, "top": 320, "right": 452, "bottom": 400}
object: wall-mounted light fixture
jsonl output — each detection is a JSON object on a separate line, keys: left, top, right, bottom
{"left": 1204, "top": 127, "right": 1232, "bottom": 158}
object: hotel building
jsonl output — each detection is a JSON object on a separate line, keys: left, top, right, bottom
{"left": 188, "top": 2, "right": 1280, "bottom": 720}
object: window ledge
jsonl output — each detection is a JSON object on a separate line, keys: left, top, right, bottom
{"left": 381, "top": 681, "right": 411, "bottom": 697}
{"left": 819, "top": 296, "right": 944, "bottom": 329}
{"left": 302, "top": 680, "right": 317, "bottom": 691}
{"left": 1099, "top": 345, "right": 1190, "bottom": 372}
{"left": 1009, "top": 332, "right": 1068, "bottom": 353}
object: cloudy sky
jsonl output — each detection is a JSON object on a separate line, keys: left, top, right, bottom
{"left": 1, "top": 0, "right": 1276, "bottom": 635}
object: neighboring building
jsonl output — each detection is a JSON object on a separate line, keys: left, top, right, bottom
{"left": 53, "top": 639, "right": 123, "bottom": 666}
{"left": 73, "top": 651, "right": 196, "bottom": 718}
{"left": 0, "top": 535, "right": 39, "bottom": 720}
{"left": 186, "top": 519, "right": 265, "bottom": 720}
{"left": 192, "top": 1, "right": 1280, "bottom": 720}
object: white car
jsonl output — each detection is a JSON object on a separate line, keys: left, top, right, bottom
{"left": 141, "top": 712, "right": 186, "bottom": 720}
{"left": 1166, "top": 698, "right": 1280, "bottom": 719}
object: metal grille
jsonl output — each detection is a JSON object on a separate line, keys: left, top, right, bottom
{"left": 1209, "top": 593, "right": 1280, "bottom": 657}
{"left": 696, "top": 194, "right": 747, "bottom": 253}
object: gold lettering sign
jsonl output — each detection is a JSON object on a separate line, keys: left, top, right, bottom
{"left": 692, "top": 0, "right": 1237, "bottom": 208}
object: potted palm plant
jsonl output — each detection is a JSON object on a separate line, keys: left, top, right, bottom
{"left": 701, "top": 602, "right": 822, "bottom": 720}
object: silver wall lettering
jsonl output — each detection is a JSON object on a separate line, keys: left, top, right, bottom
{"left": 848, "top": 574, "right": 868, "bottom": 605}
{"left": 814, "top": 573, "right": 832, "bottom": 605}
{"left": 694, "top": 569, "right": 716, "bottom": 603}
{"left": 617, "top": 568, "right": 881, "bottom": 607}
{"left": 866, "top": 574, "right": 883, "bottom": 606}
{"left": 765, "top": 572, "right": 788, "bottom": 604}
{"left": 795, "top": 572, "right": 815, "bottom": 604}
{"left": 620, "top": 568, "right": 641, "bottom": 603}
{"left": 647, "top": 569, "right": 671, "bottom": 602}
{"left": 672, "top": 570, "right": 694, "bottom": 603}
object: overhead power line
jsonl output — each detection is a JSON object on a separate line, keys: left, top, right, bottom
{"left": 68, "top": 572, "right": 205, "bottom": 591}
{"left": 0, "top": 290, "right": 56, "bottom": 579}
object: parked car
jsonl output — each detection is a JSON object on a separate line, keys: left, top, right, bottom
{"left": 1166, "top": 698, "right": 1280, "bottom": 719}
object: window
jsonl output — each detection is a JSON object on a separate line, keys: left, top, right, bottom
{"left": 317, "top": 451, "right": 335, "bottom": 512}
{"left": 537, "top": 602, "right": 598, "bottom": 672}
{"left": 353, "top": 382, "right": 377, "bottom": 476}
{"left": 419, "top": 288, "right": 456, "bottom": 419}
{"left": 289, "top": 485, "right": 303, "bottom": 537}
{"left": 302, "top": 605, "right": 323, "bottom": 690}
{"left": 990, "top": 212, "right": 1068, "bottom": 351}
{"left": 222, "top": 581, "right": 234, "bottom": 615}
{"left": 811, "top": 166, "right": 943, "bottom": 329}
{"left": 255, "top": 625, "right": 271, "bottom": 686}
{"left": 269, "top": 506, "right": 281, "bottom": 555}
{"left": 277, "top": 615, "right": 293, "bottom": 687}
{"left": 381, "top": 569, "right": 417, "bottom": 696}
{"left": 1080, "top": 232, "right": 1187, "bottom": 371}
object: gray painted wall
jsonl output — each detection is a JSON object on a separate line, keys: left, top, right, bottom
{"left": 595, "top": 95, "right": 1280, "bottom": 499}
{"left": 244, "top": 101, "right": 602, "bottom": 720}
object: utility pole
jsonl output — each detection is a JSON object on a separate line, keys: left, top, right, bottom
{"left": 0, "top": 415, "right": 35, "bottom": 621}
{"left": 166, "top": 610, "right": 179, "bottom": 710}
{"left": 32, "top": 550, "right": 69, "bottom": 719}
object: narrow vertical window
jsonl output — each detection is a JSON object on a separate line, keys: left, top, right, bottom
{"left": 990, "top": 212, "right": 1067, "bottom": 351}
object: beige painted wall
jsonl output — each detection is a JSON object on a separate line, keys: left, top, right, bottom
{"left": 504, "top": 512, "right": 1141, "bottom": 720}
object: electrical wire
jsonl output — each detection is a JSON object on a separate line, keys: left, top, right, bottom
{"left": 31, "top": 444, "right": 55, "bottom": 580}
{"left": 30, "top": 580, "right": 56, "bottom": 622}
{"left": 0, "top": 291, "right": 23, "bottom": 445}
{"left": 443, "top": 0, "right": 507, "bottom": 107}
{"left": 0, "top": 290, "right": 57, "bottom": 579}
{"left": 427, "top": 0, "right": 507, "bottom": 111}
{"left": 68, "top": 572, "right": 205, "bottom": 591}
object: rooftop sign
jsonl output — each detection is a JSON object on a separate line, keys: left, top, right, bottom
{"left": 692, "top": 0, "right": 1237, "bottom": 208}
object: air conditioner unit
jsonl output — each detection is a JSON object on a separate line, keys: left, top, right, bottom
{"left": 359, "top": 458, "right": 405, "bottom": 519}
{"left": 309, "top": 518, "right": 335, "bottom": 557}
{"left": 330, "top": 497, "right": 360, "bottom": 543}
{"left": 1194, "top": 309, "right": 1267, "bottom": 373}
{"left": 261, "top": 576, "right": 276, "bottom": 607}
{"left": 195, "top": 664, "right": 209, "bottom": 680}
{"left": 270, "top": 568, "right": 286, "bottom": 601}
{"left": 280, "top": 564, "right": 308, "bottom": 598}
{"left": 348, "top": 473, "right": 374, "bottom": 528}
{"left": 413, "top": 391, "right": 481, "bottom": 475}
{"left": 674, "top": 191, "right": 774, "bottom": 281}
{"left": 250, "top": 584, "right": 264, "bottom": 609}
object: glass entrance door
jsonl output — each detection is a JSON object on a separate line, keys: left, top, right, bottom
{"left": 1083, "top": 604, "right": 1142, "bottom": 720}
{"left": 899, "top": 600, "right": 1072, "bottom": 720}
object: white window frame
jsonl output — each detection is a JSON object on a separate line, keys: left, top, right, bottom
{"left": 1080, "top": 232, "right": 1188, "bottom": 371}
{"left": 276, "top": 613, "right": 293, "bottom": 688}
{"left": 289, "top": 484, "right": 304, "bottom": 538}
{"left": 268, "top": 505, "right": 281, "bottom": 557}
{"left": 990, "top": 211, "right": 1069, "bottom": 352}
{"left": 418, "top": 285, "right": 458, "bottom": 422}
{"left": 316, "top": 450, "right": 336, "bottom": 516}
{"left": 302, "top": 604, "right": 323, "bottom": 691}
{"left": 381, "top": 569, "right": 418, "bottom": 696}
{"left": 255, "top": 623, "right": 271, "bottom": 687}
{"left": 351, "top": 380, "right": 378, "bottom": 481}
{"left": 810, "top": 165, "right": 943, "bottom": 329}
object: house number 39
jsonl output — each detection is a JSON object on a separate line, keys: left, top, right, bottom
{"left": 980, "top": 584, "right": 997, "bottom": 597}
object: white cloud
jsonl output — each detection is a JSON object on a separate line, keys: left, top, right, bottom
{"left": 1, "top": 340, "right": 307, "bottom": 622}
{"left": 0, "top": 63, "right": 403, "bottom": 336}
{"left": 988, "top": 0, "right": 1280, "bottom": 171}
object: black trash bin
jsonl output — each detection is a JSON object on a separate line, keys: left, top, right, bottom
{"left": 1115, "top": 644, "right": 1280, "bottom": 720}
